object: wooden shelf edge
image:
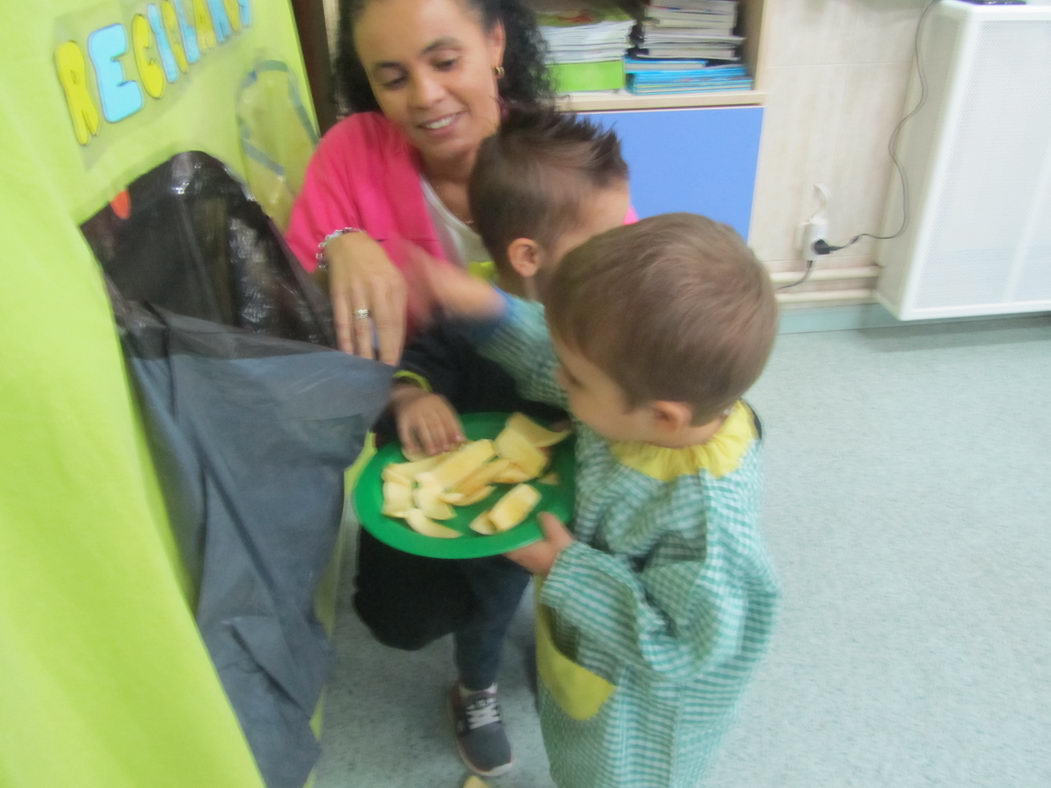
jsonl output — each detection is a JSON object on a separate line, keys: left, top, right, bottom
{"left": 557, "top": 90, "right": 766, "bottom": 112}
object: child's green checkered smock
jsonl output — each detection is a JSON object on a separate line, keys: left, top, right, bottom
{"left": 482, "top": 299, "right": 779, "bottom": 787}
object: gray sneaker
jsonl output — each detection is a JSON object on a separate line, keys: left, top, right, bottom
{"left": 448, "top": 685, "right": 514, "bottom": 777}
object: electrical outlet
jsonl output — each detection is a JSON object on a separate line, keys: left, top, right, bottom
{"left": 797, "top": 184, "right": 831, "bottom": 262}
{"left": 800, "top": 218, "right": 827, "bottom": 263}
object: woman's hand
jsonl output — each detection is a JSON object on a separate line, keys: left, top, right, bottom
{"left": 390, "top": 384, "right": 465, "bottom": 457}
{"left": 324, "top": 232, "right": 407, "bottom": 364}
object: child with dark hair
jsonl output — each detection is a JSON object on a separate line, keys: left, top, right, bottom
{"left": 468, "top": 105, "right": 629, "bottom": 299}
{"left": 356, "top": 106, "right": 631, "bottom": 778}
{"left": 420, "top": 212, "right": 781, "bottom": 786}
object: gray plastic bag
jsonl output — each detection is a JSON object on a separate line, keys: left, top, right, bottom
{"left": 86, "top": 152, "right": 391, "bottom": 787}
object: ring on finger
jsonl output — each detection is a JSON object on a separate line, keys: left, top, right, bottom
{"left": 353, "top": 308, "right": 371, "bottom": 321}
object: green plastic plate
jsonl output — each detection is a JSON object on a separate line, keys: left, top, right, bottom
{"left": 354, "top": 412, "right": 575, "bottom": 559}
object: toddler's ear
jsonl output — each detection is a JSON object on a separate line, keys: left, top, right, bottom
{"left": 651, "top": 401, "right": 694, "bottom": 435}
{"left": 506, "top": 237, "right": 543, "bottom": 279}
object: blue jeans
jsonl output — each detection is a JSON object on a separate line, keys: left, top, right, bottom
{"left": 353, "top": 528, "right": 530, "bottom": 689}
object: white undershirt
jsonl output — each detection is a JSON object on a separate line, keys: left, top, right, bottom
{"left": 420, "top": 176, "right": 491, "bottom": 273}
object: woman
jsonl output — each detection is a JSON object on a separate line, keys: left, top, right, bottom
{"left": 287, "top": 0, "right": 551, "bottom": 363}
{"left": 285, "top": 0, "right": 553, "bottom": 778}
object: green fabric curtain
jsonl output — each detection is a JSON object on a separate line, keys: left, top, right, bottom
{"left": 0, "top": 2, "right": 319, "bottom": 784}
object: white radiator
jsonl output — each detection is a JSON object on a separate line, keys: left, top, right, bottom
{"left": 876, "top": 0, "right": 1051, "bottom": 320}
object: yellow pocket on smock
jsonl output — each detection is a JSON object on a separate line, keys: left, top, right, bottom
{"left": 534, "top": 580, "right": 614, "bottom": 721}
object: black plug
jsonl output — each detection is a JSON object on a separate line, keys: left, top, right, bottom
{"left": 813, "top": 239, "right": 840, "bottom": 255}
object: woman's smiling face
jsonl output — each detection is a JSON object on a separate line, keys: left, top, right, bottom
{"left": 354, "top": 0, "right": 506, "bottom": 169}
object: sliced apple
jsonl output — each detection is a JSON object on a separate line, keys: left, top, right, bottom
{"left": 413, "top": 482, "right": 455, "bottom": 520}
{"left": 381, "top": 480, "right": 413, "bottom": 518}
{"left": 381, "top": 465, "right": 412, "bottom": 486}
{"left": 383, "top": 454, "right": 446, "bottom": 485}
{"left": 489, "top": 483, "right": 541, "bottom": 532}
{"left": 454, "top": 458, "right": 512, "bottom": 497}
{"left": 405, "top": 509, "right": 462, "bottom": 538}
{"left": 495, "top": 427, "right": 547, "bottom": 478}
{"left": 538, "top": 472, "right": 560, "bottom": 486}
{"left": 416, "top": 439, "right": 496, "bottom": 491}
{"left": 492, "top": 464, "right": 534, "bottom": 484}
{"left": 469, "top": 511, "right": 498, "bottom": 535}
{"left": 506, "top": 413, "right": 571, "bottom": 448}
{"left": 458, "top": 485, "right": 495, "bottom": 506}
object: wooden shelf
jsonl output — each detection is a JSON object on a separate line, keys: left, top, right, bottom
{"left": 557, "top": 89, "right": 765, "bottom": 112}
{"left": 554, "top": 0, "right": 770, "bottom": 113}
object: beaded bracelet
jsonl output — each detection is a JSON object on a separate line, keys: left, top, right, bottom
{"left": 315, "top": 227, "right": 362, "bottom": 270}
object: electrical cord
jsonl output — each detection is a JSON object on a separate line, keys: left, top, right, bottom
{"left": 779, "top": 0, "right": 939, "bottom": 291}
{"left": 815, "top": 0, "right": 938, "bottom": 255}
{"left": 776, "top": 259, "right": 814, "bottom": 291}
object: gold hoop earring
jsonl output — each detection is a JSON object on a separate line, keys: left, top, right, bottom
{"left": 494, "top": 65, "right": 505, "bottom": 78}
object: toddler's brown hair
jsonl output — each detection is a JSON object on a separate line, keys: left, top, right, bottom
{"left": 545, "top": 213, "right": 778, "bottom": 424}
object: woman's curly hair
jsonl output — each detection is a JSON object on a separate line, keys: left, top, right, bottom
{"left": 335, "top": 0, "right": 554, "bottom": 113}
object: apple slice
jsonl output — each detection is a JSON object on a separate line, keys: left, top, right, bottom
{"left": 469, "top": 511, "right": 498, "bottom": 535}
{"left": 489, "top": 484, "right": 541, "bottom": 532}
{"left": 381, "top": 480, "right": 413, "bottom": 518}
{"left": 405, "top": 509, "right": 462, "bottom": 538}
{"left": 454, "top": 458, "right": 512, "bottom": 498}
{"left": 505, "top": 412, "right": 571, "bottom": 448}
{"left": 413, "top": 482, "right": 455, "bottom": 520}
{"left": 492, "top": 464, "right": 534, "bottom": 484}
{"left": 457, "top": 485, "right": 495, "bottom": 506}
{"left": 383, "top": 454, "right": 446, "bottom": 485}
{"left": 416, "top": 439, "right": 496, "bottom": 491}
{"left": 495, "top": 427, "right": 547, "bottom": 478}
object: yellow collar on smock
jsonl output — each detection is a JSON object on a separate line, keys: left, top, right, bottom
{"left": 609, "top": 401, "right": 757, "bottom": 481}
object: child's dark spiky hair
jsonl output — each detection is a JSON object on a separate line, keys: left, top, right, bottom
{"left": 468, "top": 104, "right": 628, "bottom": 271}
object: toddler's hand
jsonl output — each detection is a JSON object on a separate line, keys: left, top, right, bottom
{"left": 404, "top": 244, "right": 505, "bottom": 323}
{"left": 391, "top": 385, "right": 465, "bottom": 457}
{"left": 504, "top": 513, "right": 574, "bottom": 576}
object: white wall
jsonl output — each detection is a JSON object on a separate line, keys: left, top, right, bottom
{"left": 751, "top": 0, "right": 930, "bottom": 301}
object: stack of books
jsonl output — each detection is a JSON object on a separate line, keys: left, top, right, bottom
{"left": 628, "top": 0, "right": 751, "bottom": 95}
{"left": 534, "top": 0, "right": 636, "bottom": 92}
{"left": 625, "top": 57, "right": 750, "bottom": 94}
{"left": 636, "top": 1, "right": 742, "bottom": 60}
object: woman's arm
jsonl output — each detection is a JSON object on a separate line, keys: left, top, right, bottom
{"left": 286, "top": 117, "right": 408, "bottom": 363}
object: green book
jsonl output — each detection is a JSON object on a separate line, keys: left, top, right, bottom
{"left": 548, "top": 59, "right": 626, "bottom": 92}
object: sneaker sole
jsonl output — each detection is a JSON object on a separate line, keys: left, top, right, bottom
{"left": 447, "top": 691, "right": 515, "bottom": 779}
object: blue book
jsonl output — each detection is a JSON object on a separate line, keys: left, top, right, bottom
{"left": 627, "top": 75, "right": 753, "bottom": 94}
{"left": 630, "top": 66, "right": 748, "bottom": 81}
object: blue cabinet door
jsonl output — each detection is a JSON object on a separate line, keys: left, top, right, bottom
{"left": 585, "top": 107, "right": 763, "bottom": 240}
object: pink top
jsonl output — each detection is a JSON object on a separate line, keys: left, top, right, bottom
{"left": 286, "top": 110, "right": 638, "bottom": 343}
{"left": 286, "top": 112, "right": 445, "bottom": 274}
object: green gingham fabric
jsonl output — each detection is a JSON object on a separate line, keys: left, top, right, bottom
{"left": 482, "top": 299, "right": 779, "bottom": 786}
